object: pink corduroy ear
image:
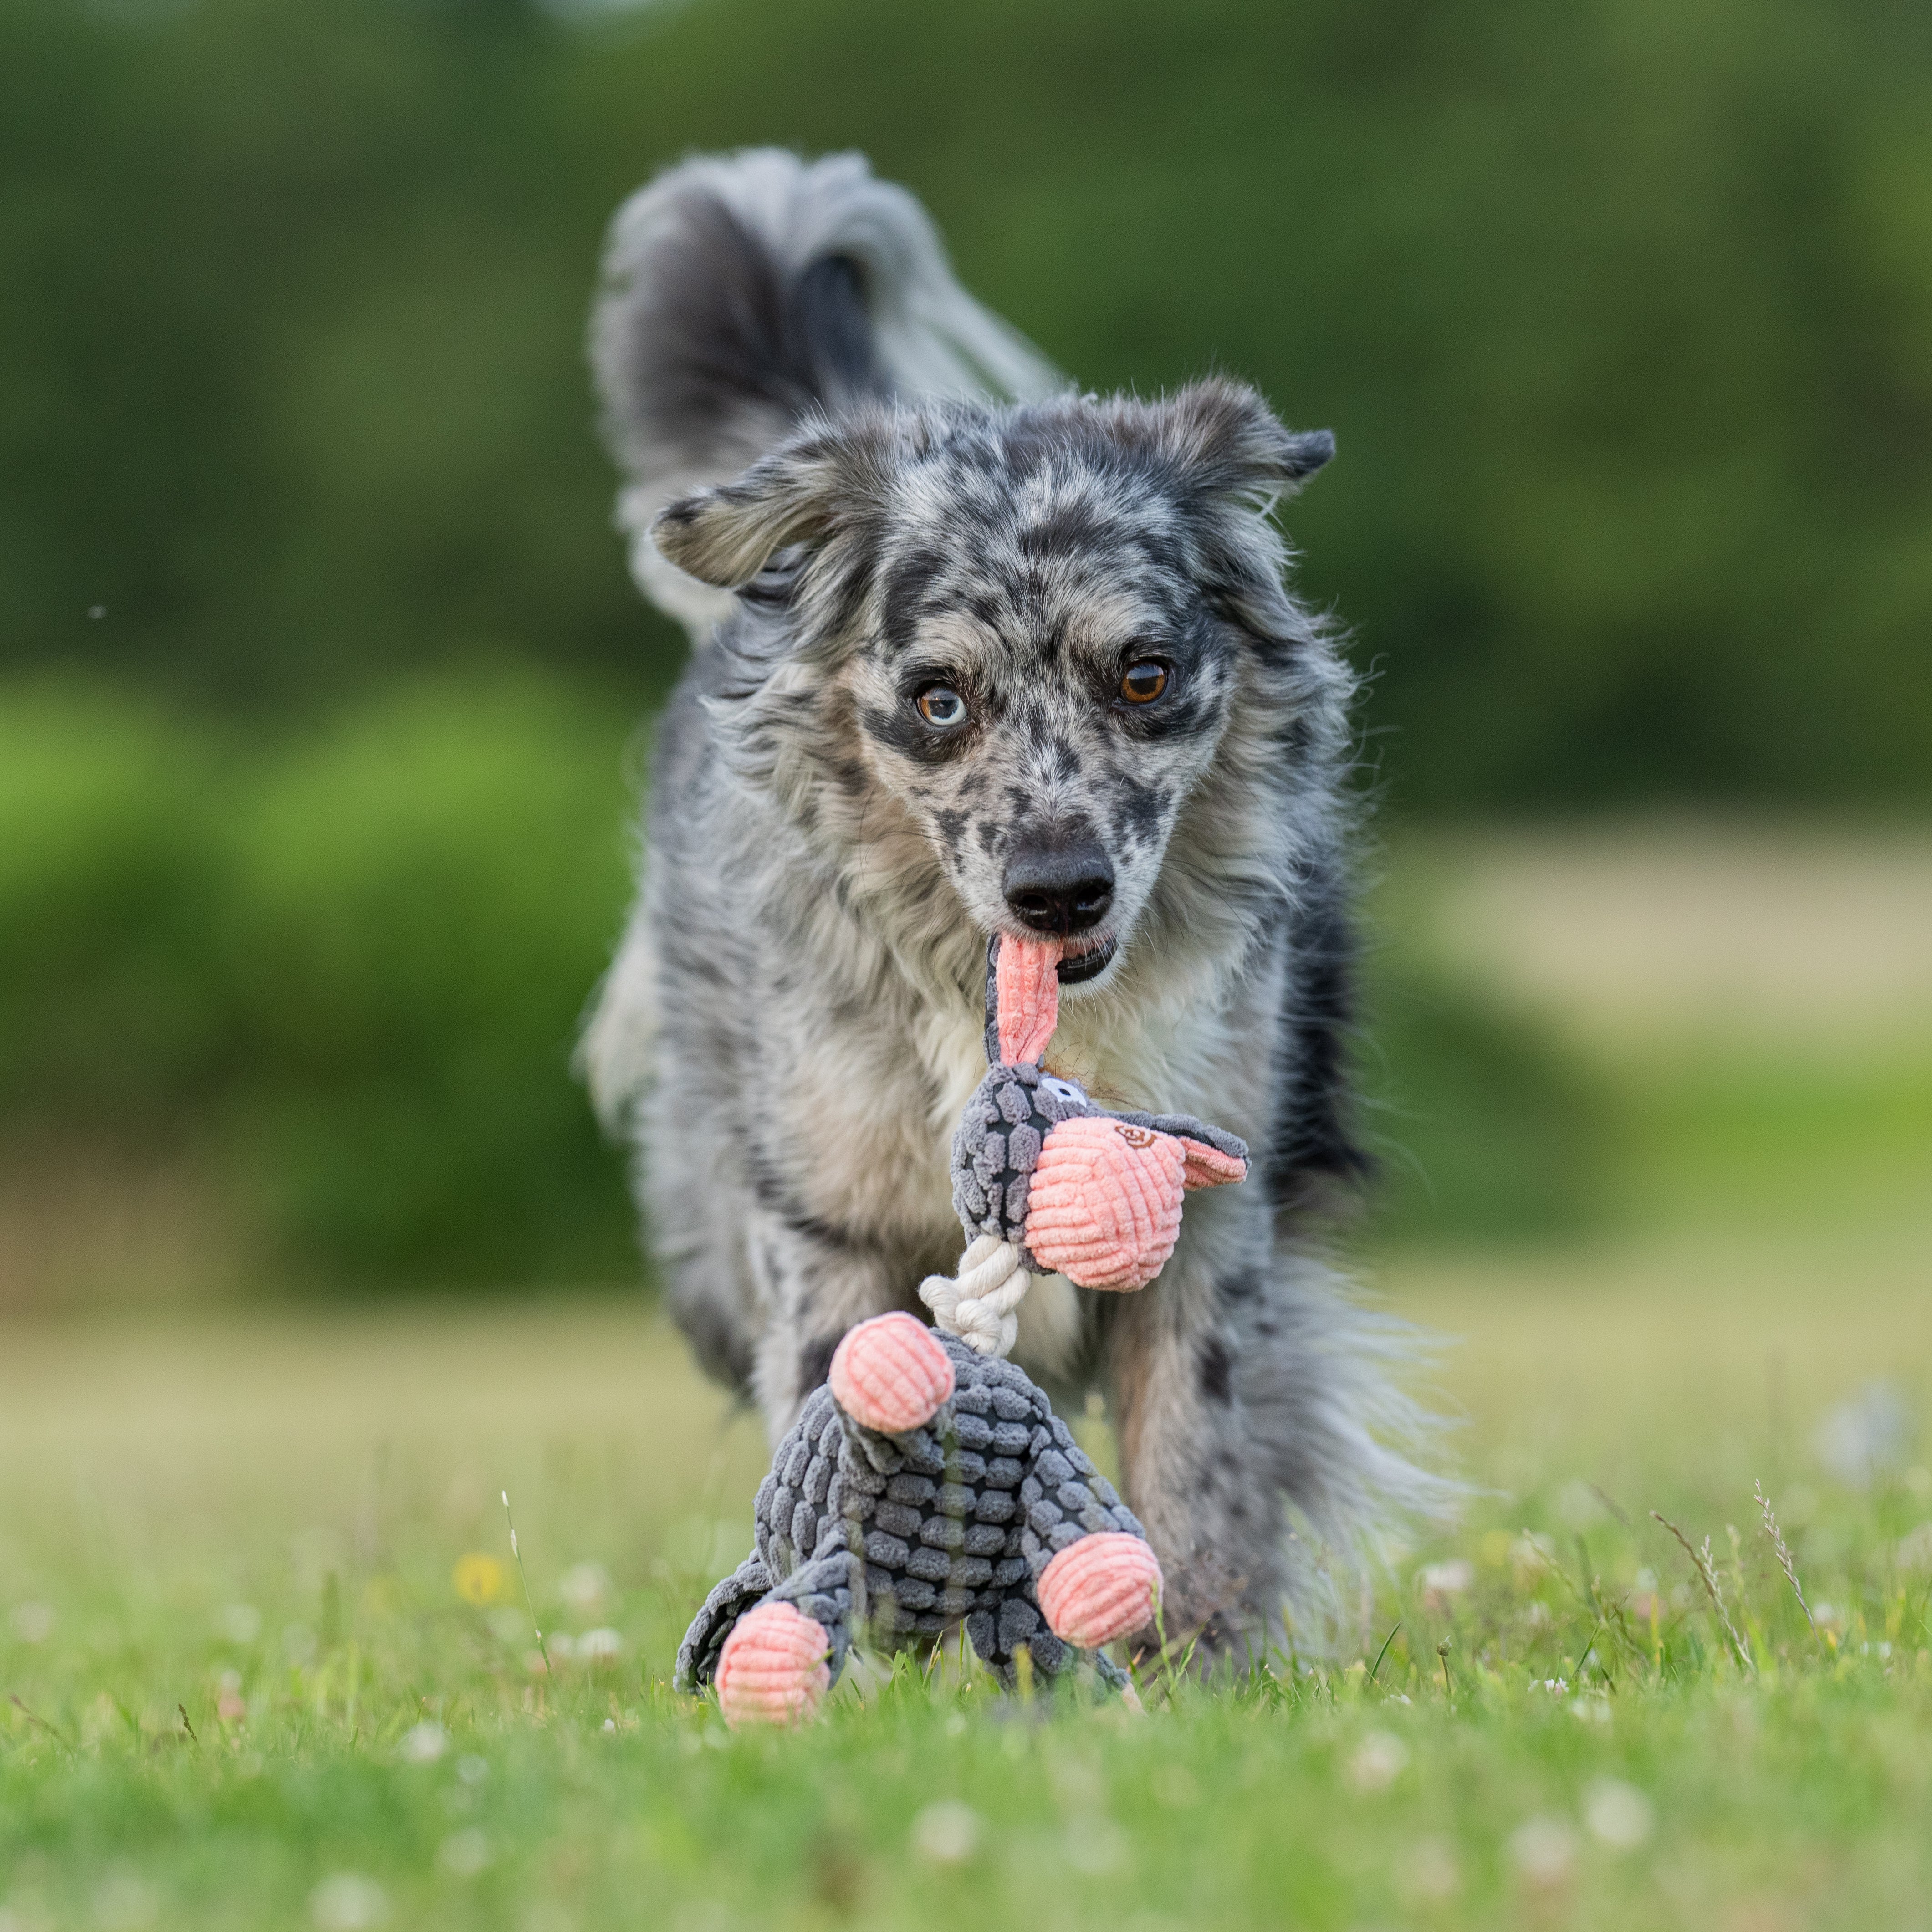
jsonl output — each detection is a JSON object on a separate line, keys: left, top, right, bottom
{"left": 994, "top": 935, "right": 1062, "bottom": 1065}
{"left": 1179, "top": 1139, "right": 1248, "bottom": 1191}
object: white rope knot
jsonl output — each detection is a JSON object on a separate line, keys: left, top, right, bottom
{"left": 919, "top": 1234, "right": 1031, "bottom": 1358}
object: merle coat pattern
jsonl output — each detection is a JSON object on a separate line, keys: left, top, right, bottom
{"left": 583, "top": 149, "right": 1441, "bottom": 1649}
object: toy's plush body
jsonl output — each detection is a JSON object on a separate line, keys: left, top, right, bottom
{"left": 677, "top": 935, "right": 1249, "bottom": 1722}
{"left": 675, "top": 1314, "right": 1159, "bottom": 1722}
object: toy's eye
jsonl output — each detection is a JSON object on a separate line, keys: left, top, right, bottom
{"left": 1039, "top": 1075, "right": 1089, "bottom": 1109}
{"left": 916, "top": 684, "right": 968, "bottom": 728}
{"left": 1119, "top": 661, "right": 1168, "bottom": 705}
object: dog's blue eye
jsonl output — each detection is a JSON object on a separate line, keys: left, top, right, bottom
{"left": 916, "top": 685, "right": 967, "bottom": 728}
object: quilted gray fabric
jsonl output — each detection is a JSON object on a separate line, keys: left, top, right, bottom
{"left": 676, "top": 1333, "right": 1145, "bottom": 1698}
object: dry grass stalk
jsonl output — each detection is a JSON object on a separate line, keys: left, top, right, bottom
{"left": 1755, "top": 1480, "right": 1818, "bottom": 1636}
{"left": 1651, "top": 1511, "right": 1755, "bottom": 1671}
{"left": 10, "top": 1694, "right": 73, "bottom": 1753}
{"left": 501, "top": 1489, "right": 552, "bottom": 1678}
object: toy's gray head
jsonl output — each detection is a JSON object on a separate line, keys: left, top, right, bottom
{"left": 951, "top": 1053, "right": 1248, "bottom": 1254}
{"left": 1031, "top": 1068, "right": 1099, "bottom": 1124}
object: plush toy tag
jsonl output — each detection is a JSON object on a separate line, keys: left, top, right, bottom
{"left": 992, "top": 935, "right": 1062, "bottom": 1065}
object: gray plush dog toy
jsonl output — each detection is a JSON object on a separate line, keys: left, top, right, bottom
{"left": 675, "top": 935, "right": 1252, "bottom": 1724}
{"left": 922, "top": 933, "right": 1249, "bottom": 1356}
{"left": 675, "top": 1316, "right": 1160, "bottom": 1723}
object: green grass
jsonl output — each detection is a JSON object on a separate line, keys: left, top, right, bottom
{"left": 7, "top": 829, "right": 1930, "bottom": 1927}
{"left": 5, "top": 1227, "right": 1930, "bottom": 1932}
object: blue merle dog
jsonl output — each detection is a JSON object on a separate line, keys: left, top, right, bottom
{"left": 582, "top": 149, "right": 1443, "bottom": 1654}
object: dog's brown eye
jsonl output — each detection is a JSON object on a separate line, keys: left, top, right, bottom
{"left": 916, "top": 684, "right": 968, "bottom": 728}
{"left": 1120, "top": 661, "right": 1168, "bottom": 705}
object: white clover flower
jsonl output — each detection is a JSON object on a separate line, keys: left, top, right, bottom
{"left": 1062, "top": 1817, "right": 1129, "bottom": 1875}
{"left": 9, "top": 1603, "right": 53, "bottom": 1644}
{"left": 1817, "top": 1384, "right": 1914, "bottom": 1488}
{"left": 1584, "top": 1778, "right": 1655, "bottom": 1849}
{"left": 911, "top": 1800, "right": 981, "bottom": 1864}
{"left": 558, "top": 1562, "right": 613, "bottom": 1614}
{"left": 438, "top": 1830, "right": 491, "bottom": 1877}
{"left": 1509, "top": 1816, "right": 1577, "bottom": 1888}
{"left": 1345, "top": 1730, "right": 1410, "bottom": 1793}
{"left": 399, "top": 1720, "right": 449, "bottom": 1764}
{"left": 310, "top": 1876, "right": 388, "bottom": 1932}
{"left": 1417, "top": 1559, "right": 1474, "bottom": 1610}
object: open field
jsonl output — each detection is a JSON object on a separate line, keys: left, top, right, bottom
{"left": 3, "top": 1221, "right": 1930, "bottom": 1932}
{"left": 3, "top": 827, "right": 1929, "bottom": 1929}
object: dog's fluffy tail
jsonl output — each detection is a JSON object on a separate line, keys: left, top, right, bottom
{"left": 590, "top": 148, "right": 1058, "bottom": 638}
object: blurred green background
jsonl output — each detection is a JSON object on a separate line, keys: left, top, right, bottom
{"left": 2, "top": 0, "right": 1928, "bottom": 1298}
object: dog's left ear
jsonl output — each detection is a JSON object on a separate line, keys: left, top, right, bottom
{"left": 651, "top": 419, "right": 882, "bottom": 588}
{"left": 1156, "top": 378, "right": 1333, "bottom": 510}
{"left": 1145, "top": 381, "right": 1335, "bottom": 651}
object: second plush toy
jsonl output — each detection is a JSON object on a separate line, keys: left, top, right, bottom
{"left": 675, "top": 1312, "right": 1162, "bottom": 1724}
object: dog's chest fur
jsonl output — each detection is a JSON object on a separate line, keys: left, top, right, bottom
{"left": 754, "top": 925, "right": 1261, "bottom": 1383}
{"left": 760, "top": 896, "right": 1268, "bottom": 1247}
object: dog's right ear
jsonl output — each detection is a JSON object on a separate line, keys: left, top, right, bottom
{"left": 651, "top": 422, "right": 880, "bottom": 588}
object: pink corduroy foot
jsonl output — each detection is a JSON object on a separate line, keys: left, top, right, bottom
{"left": 828, "top": 1311, "right": 956, "bottom": 1435}
{"left": 1024, "top": 1116, "right": 1188, "bottom": 1290}
{"left": 713, "top": 1601, "right": 832, "bottom": 1727}
{"left": 1037, "top": 1533, "right": 1165, "bottom": 1649}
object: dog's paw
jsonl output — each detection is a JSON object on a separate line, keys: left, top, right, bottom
{"left": 714, "top": 1601, "right": 832, "bottom": 1727}
{"left": 829, "top": 1311, "right": 955, "bottom": 1435}
{"left": 1037, "top": 1533, "right": 1164, "bottom": 1649}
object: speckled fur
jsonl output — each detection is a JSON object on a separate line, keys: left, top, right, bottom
{"left": 583, "top": 149, "right": 1447, "bottom": 1651}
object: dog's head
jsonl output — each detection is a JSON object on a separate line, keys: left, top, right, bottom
{"left": 651, "top": 379, "right": 1337, "bottom": 988}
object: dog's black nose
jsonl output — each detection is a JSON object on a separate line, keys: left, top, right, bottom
{"left": 1003, "top": 838, "right": 1114, "bottom": 935}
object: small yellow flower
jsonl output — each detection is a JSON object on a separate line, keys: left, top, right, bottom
{"left": 453, "top": 1553, "right": 506, "bottom": 1605}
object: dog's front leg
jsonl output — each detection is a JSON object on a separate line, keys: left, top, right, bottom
{"left": 1100, "top": 1201, "right": 1288, "bottom": 1661}
{"left": 743, "top": 1206, "right": 918, "bottom": 1444}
